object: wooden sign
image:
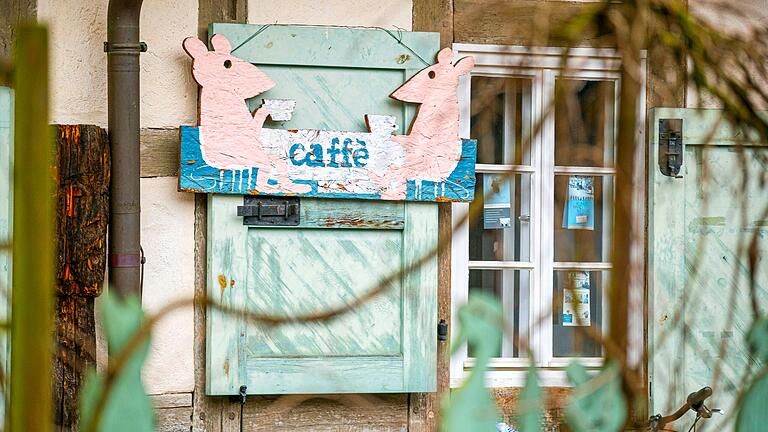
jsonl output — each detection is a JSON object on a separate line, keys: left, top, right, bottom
{"left": 178, "top": 34, "right": 476, "bottom": 202}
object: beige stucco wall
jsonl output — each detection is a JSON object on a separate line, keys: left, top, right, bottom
{"left": 248, "top": 0, "right": 413, "bottom": 30}
{"left": 37, "top": 0, "right": 198, "bottom": 395}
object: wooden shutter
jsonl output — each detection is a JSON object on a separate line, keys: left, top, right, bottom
{"left": 648, "top": 108, "right": 768, "bottom": 429}
{"left": 205, "top": 24, "right": 440, "bottom": 395}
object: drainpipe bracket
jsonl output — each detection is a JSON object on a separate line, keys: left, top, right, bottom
{"left": 104, "top": 41, "right": 148, "bottom": 53}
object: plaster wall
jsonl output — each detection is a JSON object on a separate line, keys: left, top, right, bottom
{"left": 247, "top": 0, "right": 413, "bottom": 30}
{"left": 37, "top": 0, "right": 198, "bottom": 394}
{"left": 140, "top": 177, "right": 196, "bottom": 394}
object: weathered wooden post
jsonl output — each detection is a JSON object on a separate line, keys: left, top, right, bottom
{"left": 52, "top": 125, "right": 109, "bottom": 432}
{"left": 10, "top": 24, "right": 54, "bottom": 432}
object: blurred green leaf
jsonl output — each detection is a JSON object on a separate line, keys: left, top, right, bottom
{"left": 565, "top": 361, "right": 626, "bottom": 432}
{"left": 737, "top": 318, "right": 768, "bottom": 432}
{"left": 518, "top": 366, "right": 543, "bottom": 432}
{"left": 441, "top": 293, "right": 502, "bottom": 432}
{"left": 79, "top": 294, "right": 154, "bottom": 432}
{"left": 736, "top": 373, "right": 768, "bottom": 432}
{"left": 747, "top": 318, "right": 768, "bottom": 363}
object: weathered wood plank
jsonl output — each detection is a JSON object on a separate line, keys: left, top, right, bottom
{"left": 402, "top": 203, "right": 439, "bottom": 393}
{"left": 210, "top": 23, "right": 438, "bottom": 70}
{"left": 151, "top": 392, "right": 193, "bottom": 409}
{"left": 52, "top": 124, "right": 109, "bottom": 432}
{"left": 454, "top": 0, "right": 615, "bottom": 47}
{"left": 412, "top": 0, "right": 456, "bottom": 424}
{"left": 155, "top": 406, "right": 194, "bottom": 432}
{"left": 53, "top": 297, "right": 95, "bottom": 432}
{"left": 55, "top": 125, "right": 110, "bottom": 297}
{"left": 192, "top": 193, "right": 224, "bottom": 432}
{"left": 195, "top": 2, "right": 245, "bottom": 429}
{"left": 240, "top": 394, "right": 409, "bottom": 432}
{"left": 141, "top": 128, "right": 179, "bottom": 178}
{"left": 413, "top": 0, "right": 454, "bottom": 49}
{"left": 491, "top": 387, "right": 570, "bottom": 429}
{"left": 198, "top": 0, "right": 247, "bottom": 41}
{"left": 215, "top": 195, "right": 406, "bottom": 230}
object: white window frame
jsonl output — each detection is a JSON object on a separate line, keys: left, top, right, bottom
{"left": 450, "top": 44, "right": 647, "bottom": 388}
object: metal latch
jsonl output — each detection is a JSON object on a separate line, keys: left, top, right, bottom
{"left": 237, "top": 196, "right": 300, "bottom": 226}
{"left": 659, "top": 118, "right": 684, "bottom": 178}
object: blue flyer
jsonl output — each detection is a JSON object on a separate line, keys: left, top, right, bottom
{"left": 562, "top": 176, "right": 595, "bottom": 230}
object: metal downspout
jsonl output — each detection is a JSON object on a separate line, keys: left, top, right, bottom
{"left": 107, "top": 0, "right": 144, "bottom": 299}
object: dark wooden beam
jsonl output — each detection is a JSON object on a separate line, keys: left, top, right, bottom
{"left": 198, "top": 0, "right": 247, "bottom": 40}
{"left": 52, "top": 124, "right": 109, "bottom": 432}
{"left": 140, "top": 128, "right": 179, "bottom": 178}
{"left": 192, "top": 1, "right": 247, "bottom": 429}
{"left": 412, "top": 2, "right": 455, "bottom": 429}
{"left": 453, "top": 0, "right": 615, "bottom": 47}
{"left": 413, "top": 0, "right": 454, "bottom": 49}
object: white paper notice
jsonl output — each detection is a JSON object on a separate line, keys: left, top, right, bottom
{"left": 562, "top": 272, "right": 591, "bottom": 326}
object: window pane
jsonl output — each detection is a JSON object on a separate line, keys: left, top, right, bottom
{"left": 552, "top": 271, "right": 606, "bottom": 357}
{"left": 471, "top": 77, "right": 533, "bottom": 165}
{"left": 469, "top": 173, "right": 532, "bottom": 262}
{"left": 553, "top": 175, "right": 613, "bottom": 262}
{"left": 554, "top": 79, "right": 615, "bottom": 167}
{"left": 468, "top": 269, "right": 530, "bottom": 358}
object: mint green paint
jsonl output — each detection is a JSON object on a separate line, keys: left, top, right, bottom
{"left": 648, "top": 109, "right": 768, "bottom": 430}
{"left": 0, "top": 87, "right": 12, "bottom": 426}
{"left": 205, "top": 24, "right": 440, "bottom": 395}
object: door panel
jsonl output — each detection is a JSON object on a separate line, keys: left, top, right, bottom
{"left": 649, "top": 108, "right": 768, "bottom": 430}
{"left": 244, "top": 228, "right": 403, "bottom": 357}
{"left": 204, "top": 24, "right": 440, "bottom": 395}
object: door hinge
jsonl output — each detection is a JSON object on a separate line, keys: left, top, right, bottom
{"left": 437, "top": 319, "right": 448, "bottom": 341}
{"left": 237, "top": 196, "right": 300, "bottom": 226}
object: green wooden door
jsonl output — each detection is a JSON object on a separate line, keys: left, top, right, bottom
{"left": 648, "top": 108, "right": 768, "bottom": 429}
{"left": 205, "top": 24, "right": 440, "bottom": 395}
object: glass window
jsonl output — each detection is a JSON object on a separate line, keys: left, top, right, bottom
{"left": 471, "top": 77, "right": 533, "bottom": 166}
{"left": 469, "top": 269, "right": 530, "bottom": 358}
{"left": 553, "top": 175, "right": 613, "bottom": 263}
{"left": 469, "top": 173, "right": 532, "bottom": 262}
{"left": 456, "top": 46, "right": 633, "bottom": 382}
{"left": 552, "top": 270, "right": 606, "bottom": 357}
{"left": 555, "top": 79, "right": 615, "bottom": 167}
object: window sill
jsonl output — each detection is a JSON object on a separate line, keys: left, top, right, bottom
{"left": 453, "top": 358, "right": 605, "bottom": 388}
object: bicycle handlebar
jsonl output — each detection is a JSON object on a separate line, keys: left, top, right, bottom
{"left": 656, "top": 387, "right": 713, "bottom": 427}
{"left": 687, "top": 386, "right": 713, "bottom": 411}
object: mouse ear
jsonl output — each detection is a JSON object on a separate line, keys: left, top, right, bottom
{"left": 453, "top": 56, "right": 475, "bottom": 76}
{"left": 210, "top": 34, "right": 232, "bottom": 54}
{"left": 182, "top": 37, "right": 208, "bottom": 59}
{"left": 436, "top": 47, "right": 453, "bottom": 64}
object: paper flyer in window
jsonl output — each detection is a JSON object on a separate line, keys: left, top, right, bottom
{"left": 562, "top": 175, "right": 595, "bottom": 230}
{"left": 483, "top": 174, "right": 513, "bottom": 230}
{"left": 562, "top": 271, "right": 591, "bottom": 326}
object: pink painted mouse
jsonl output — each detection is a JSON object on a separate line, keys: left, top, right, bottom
{"left": 375, "top": 47, "right": 474, "bottom": 199}
{"left": 183, "top": 34, "right": 309, "bottom": 193}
